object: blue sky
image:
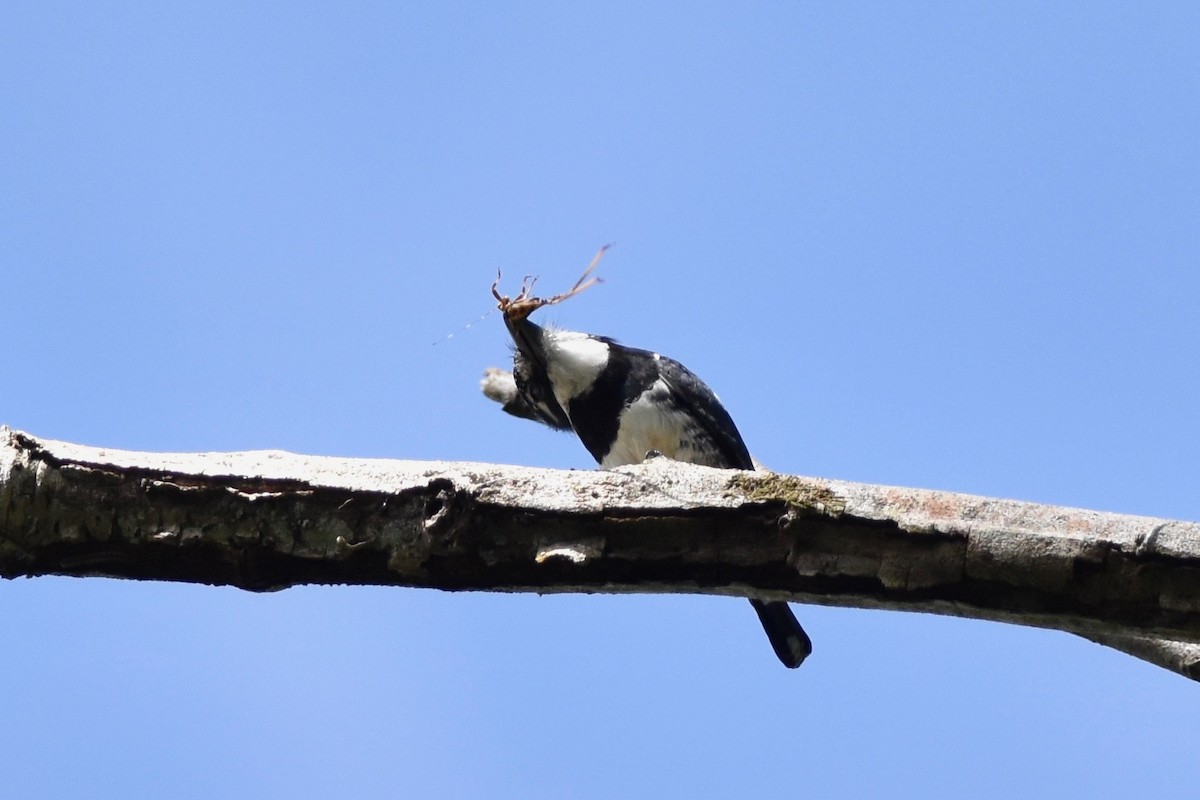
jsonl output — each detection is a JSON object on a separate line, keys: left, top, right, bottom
{"left": 3, "top": 3, "right": 1199, "bottom": 797}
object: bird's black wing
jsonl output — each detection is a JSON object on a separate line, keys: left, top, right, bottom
{"left": 655, "top": 355, "right": 754, "bottom": 470}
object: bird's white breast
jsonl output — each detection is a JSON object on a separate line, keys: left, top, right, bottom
{"left": 600, "top": 378, "right": 714, "bottom": 468}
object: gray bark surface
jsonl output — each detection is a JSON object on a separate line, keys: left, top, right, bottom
{"left": 2, "top": 426, "right": 1197, "bottom": 680}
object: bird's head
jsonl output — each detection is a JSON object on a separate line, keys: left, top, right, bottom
{"left": 492, "top": 248, "right": 609, "bottom": 410}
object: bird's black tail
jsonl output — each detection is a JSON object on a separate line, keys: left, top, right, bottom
{"left": 749, "top": 599, "right": 812, "bottom": 669}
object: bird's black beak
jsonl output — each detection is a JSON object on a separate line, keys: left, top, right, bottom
{"left": 504, "top": 314, "right": 548, "bottom": 370}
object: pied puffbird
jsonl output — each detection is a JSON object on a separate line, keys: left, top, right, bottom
{"left": 484, "top": 259, "right": 811, "bottom": 668}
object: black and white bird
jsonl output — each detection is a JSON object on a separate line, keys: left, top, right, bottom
{"left": 486, "top": 304, "right": 812, "bottom": 669}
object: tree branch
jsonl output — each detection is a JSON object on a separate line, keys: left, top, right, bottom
{"left": 2, "top": 426, "right": 1198, "bottom": 680}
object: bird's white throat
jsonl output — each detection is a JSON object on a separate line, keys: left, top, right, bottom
{"left": 543, "top": 329, "right": 610, "bottom": 406}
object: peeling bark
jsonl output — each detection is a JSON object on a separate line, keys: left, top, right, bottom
{"left": 2, "top": 426, "right": 1198, "bottom": 680}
